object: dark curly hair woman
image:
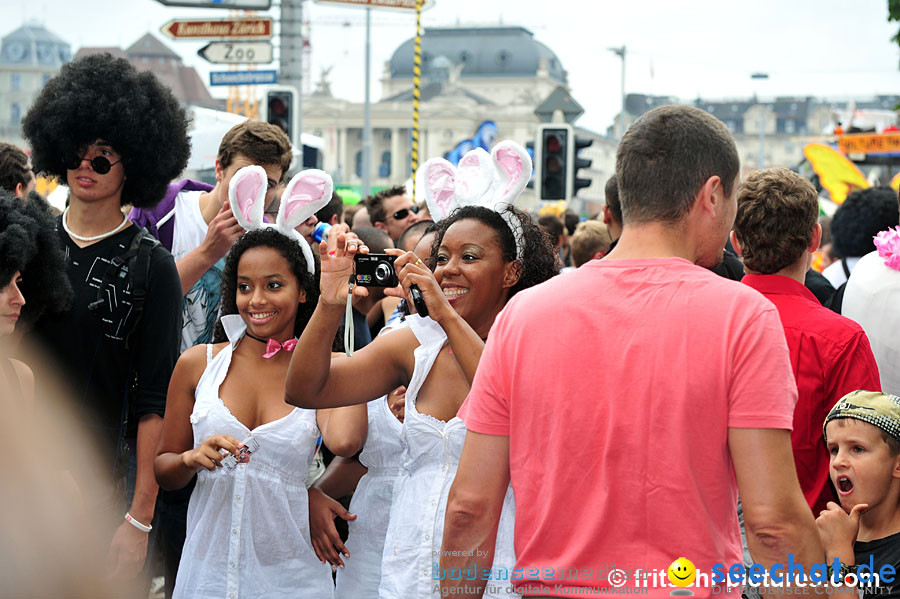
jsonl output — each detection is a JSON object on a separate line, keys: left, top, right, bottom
{"left": 283, "top": 176, "right": 559, "bottom": 598}
{"left": 19, "top": 53, "right": 188, "bottom": 590}
{"left": 154, "top": 225, "right": 363, "bottom": 599}
{"left": 0, "top": 189, "right": 72, "bottom": 400}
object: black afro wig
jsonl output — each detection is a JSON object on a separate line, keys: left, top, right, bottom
{"left": 22, "top": 53, "right": 190, "bottom": 209}
{"left": 430, "top": 205, "right": 559, "bottom": 299}
{"left": 831, "top": 187, "right": 900, "bottom": 258}
{"left": 0, "top": 190, "right": 72, "bottom": 323}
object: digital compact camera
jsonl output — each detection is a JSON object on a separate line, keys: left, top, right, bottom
{"left": 354, "top": 253, "right": 398, "bottom": 287}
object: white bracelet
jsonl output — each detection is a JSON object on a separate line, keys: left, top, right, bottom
{"left": 124, "top": 512, "right": 152, "bottom": 533}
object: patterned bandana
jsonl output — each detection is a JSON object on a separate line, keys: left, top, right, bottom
{"left": 824, "top": 390, "right": 900, "bottom": 443}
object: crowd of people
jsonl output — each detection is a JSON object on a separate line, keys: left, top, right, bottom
{"left": 2, "top": 53, "right": 900, "bottom": 599}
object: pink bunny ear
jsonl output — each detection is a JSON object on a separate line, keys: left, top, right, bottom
{"left": 228, "top": 166, "right": 267, "bottom": 231}
{"left": 416, "top": 158, "right": 457, "bottom": 222}
{"left": 277, "top": 169, "right": 334, "bottom": 231}
{"left": 454, "top": 148, "right": 495, "bottom": 207}
{"left": 490, "top": 141, "right": 532, "bottom": 208}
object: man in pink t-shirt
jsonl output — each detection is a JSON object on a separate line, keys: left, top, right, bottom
{"left": 439, "top": 105, "right": 823, "bottom": 599}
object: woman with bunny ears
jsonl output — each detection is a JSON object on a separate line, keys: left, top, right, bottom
{"left": 155, "top": 167, "right": 365, "bottom": 599}
{"left": 286, "top": 141, "right": 558, "bottom": 599}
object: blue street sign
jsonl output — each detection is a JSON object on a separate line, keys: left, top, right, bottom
{"left": 209, "top": 70, "right": 277, "bottom": 86}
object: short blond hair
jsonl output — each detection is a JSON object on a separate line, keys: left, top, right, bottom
{"left": 570, "top": 220, "right": 613, "bottom": 267}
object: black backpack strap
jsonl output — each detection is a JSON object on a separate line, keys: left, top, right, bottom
{"left": 841, "top": 257, "right": 852, "bottom": 279}
{"left": 121, "top": 228, "right": 159, "bottom": 349}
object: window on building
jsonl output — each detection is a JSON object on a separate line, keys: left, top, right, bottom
{"left": 379, "top": 151, "right": 391, "bottom": 178}
{"left": 355, "top": 150, "right": 363, "bottom": 178}
{"left": 10, "top": 73, "right": 21, "bottom": 91}
{"left": 10, "top": 103, "right": 20, "bottom": 124}
{"left": 785, "top": 119, "right": 795, "bottom": 134}
{"left": 42, "top": 73, "right": 50, "bottom": 86}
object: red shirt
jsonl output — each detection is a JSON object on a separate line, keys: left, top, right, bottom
{"left": 743, "top": 274, "right": 881, "bottom": 514}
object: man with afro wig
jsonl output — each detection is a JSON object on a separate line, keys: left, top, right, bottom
{"left": 21, "top": 53, "right": 188, "bottom": 595}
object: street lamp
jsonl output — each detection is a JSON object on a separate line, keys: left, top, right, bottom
{"left": 751, "top": 72, "right": 769, "bottom": 169}
{"left": 608, "top": 46, "right": 626, "bottom": 139}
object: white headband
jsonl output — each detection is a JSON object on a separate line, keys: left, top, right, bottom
{"left": 415, "top": 140, "right": 531, "bottom": 260}
{"left": 228, "top": 166, "right": 333, "bottom": 275}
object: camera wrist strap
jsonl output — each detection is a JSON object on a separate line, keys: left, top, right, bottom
{"left": 343, "top": 275, "right": 355, "bottom": 357}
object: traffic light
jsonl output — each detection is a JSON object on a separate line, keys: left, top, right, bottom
{"left": 534, "top": 124, "right": 569, "bottom": 201}
{"left": 533, "top": 124, "right": 593, "bottom": 201}
{"left": 571, "top": 135, "right": 593, "bottom": 197}
{"left": 263, "top": 86, "right": 297, "bottom": 142}
{"left": 525, "top": 140, "right": 535, "bottom": 189}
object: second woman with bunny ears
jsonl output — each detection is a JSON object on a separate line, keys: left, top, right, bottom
{"left": 286, "top": 141, "right": 559, "bottom": 598}
{"left": 155, "top": 167, "right": 365, "bottom": 599}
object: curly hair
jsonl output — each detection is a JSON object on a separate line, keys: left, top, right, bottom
{"left": 0, "top": 190, "right": 71, "bottom": 323}
{"left": 830, "top": 187, "right": 900, "bottom": 258}
{"left": 213, "top": 228, "right": 320, "bottom": 343}
{"left": 0, "top": 143, "right": 31, "bottom": 194}
{"left": 732, "top": 168, "right": 819, "bottom": 274}
{"left": 430, "top": 205, "right": 559, "bottom": 299}
{"left": 21, "top": 53, "right": 190, "bottom": 209}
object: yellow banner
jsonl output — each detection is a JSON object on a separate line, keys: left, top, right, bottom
{"left": 837, "top": 133, "right": 900, "bottom": 154}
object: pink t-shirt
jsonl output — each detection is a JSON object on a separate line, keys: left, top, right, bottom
{"left": 460, "top": 258, "right": 797, "bottom": 598}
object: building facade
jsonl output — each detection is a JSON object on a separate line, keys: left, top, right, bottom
{"left": 0, "top": 24, "right": 71, "bottom": 146}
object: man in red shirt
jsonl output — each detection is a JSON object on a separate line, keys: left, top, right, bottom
{"left": 731, "top": 167, "right": 881, "bottom": 514}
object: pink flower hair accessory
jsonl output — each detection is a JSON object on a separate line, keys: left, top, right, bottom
{"left": 873, "top": 226, "right": 900, "bottom": 271}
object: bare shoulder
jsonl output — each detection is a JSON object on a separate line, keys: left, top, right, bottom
{"left": 177, "top": 342, "right": 228, "bottom": 380}
{"left": 9, "top": 358, "right": 34, "bottom": 401}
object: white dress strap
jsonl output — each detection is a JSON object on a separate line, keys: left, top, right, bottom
{"left": 206, "top": 343, "right": 213, "bottom": 365}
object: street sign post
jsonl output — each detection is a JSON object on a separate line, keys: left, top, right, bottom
{"left": 160, "top": 18, "right": 274, "bottom": 40}
{"left": 155, "top": 0, "right": 272, "bottom": 7}
{"left": 198, "top": 41, "right": 273, "bottom": 64}
{"left": 314, "top": 0, "right": 434, "bottom": 9}
{"left": 209, "top": 70, "right": 277, "bottom": 86}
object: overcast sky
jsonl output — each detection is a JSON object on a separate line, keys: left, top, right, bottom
{"left": 4, "top": 0, "right": 900, "bottom": 134}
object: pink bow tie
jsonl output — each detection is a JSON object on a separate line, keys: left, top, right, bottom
{"left": 263, "top": 338, "right": 298, "bottom": 359}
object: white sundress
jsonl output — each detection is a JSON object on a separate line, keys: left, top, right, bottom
{"left": 378, "top": 315, "right": 520, "bottom": 599}
{"left": 333, "top": 395, "right": 404, "bottom": 598}
{"left": 173, "top": 314, "right": 335, "bottom": 599}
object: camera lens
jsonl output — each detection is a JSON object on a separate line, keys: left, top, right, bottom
{"left": 375, "top": 262, "right": 392, "bottom": 283}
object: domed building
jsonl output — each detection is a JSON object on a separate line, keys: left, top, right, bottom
{"left": 302, "top": 25, "right": 608, "bottom": 209}
{"left": 0, "top": 23, "right": 71, "bottom": 145}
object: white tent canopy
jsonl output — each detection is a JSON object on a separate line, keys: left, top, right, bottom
{"left": 186, "top": 105, "right": 323, "bottom": 174}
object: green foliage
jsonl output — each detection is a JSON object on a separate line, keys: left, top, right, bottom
{"left": 891, "top": 0, "right": 900, "bottom": 45}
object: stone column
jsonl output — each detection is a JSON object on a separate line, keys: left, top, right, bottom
{"left": 391, "top": 127, "right": 402, "bottom": 182}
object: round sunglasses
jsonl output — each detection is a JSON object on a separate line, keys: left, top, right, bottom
{"left": 63, "top": 154, "right": 123, "bottom": 175}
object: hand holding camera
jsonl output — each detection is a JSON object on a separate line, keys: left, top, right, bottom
{"left": 318, "top": 224, "right": 370, "bottom": 306}
{"left": 380, "top": 250, "right": 456, "bottom": 323}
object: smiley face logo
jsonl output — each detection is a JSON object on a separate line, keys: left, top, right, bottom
{"left": 667, "top": 557, "right": 696, "bottom": 587}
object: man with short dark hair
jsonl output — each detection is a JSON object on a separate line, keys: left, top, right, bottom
{"left": 440, "top": 105, "right": 822, "bottom": 597}
{"left": 731, "top": 166, "right": 880, "bottom": 515}
{"left": 316, "top": 189, "right": 344, "bottom": 227}
{"left": 0, "top": 142, "right": 36, "bottom": 198}
{"left": 365, "top": 185, "right": 420, "bottom": 241}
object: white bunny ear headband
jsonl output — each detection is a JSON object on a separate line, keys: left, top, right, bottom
{"left": 229, "top": 166, "right": 333, "bottom": 275}
{"left": 414, "top": 140, "right": 531, "bottom": 260}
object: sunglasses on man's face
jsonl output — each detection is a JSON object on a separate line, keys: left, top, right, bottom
{"left": 63, "top": 154, "right": 122, "bottom": 175}
{"left": 391, "top": 205, "right": 419, "bottom": 221}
